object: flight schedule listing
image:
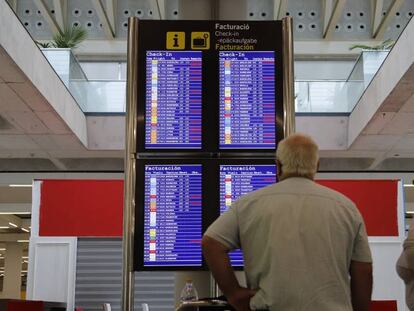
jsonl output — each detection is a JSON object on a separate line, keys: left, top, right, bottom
{"left": 144, "top": 165, "right": 202, "bottom": 267}
{"left": 219, "top": 165, "right": 277, "bottom": 266}
{"left": 145, "top": 51, "right": 202, "bottom": 149}
{"left": 219, "top": 51, "right": 276, "bottom": 149}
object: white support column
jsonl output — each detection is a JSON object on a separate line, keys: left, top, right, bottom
{"left": 3, "top": 242, "right": 23, "bottom": 299}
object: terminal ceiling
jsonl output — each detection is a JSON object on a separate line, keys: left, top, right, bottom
{"left": 0, "top": 0, "right": 414, "bottom": 172}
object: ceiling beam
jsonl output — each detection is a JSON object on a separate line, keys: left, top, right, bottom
{"left": 91, "top": 0, "right": 115, "bottom": 39}
{"left": 323, "top": 0, "right": 334, "bottom": 34}
{"left": 104, "top": 0, "right": 117, "bottom": 31}
{"left": 324, "top": 0, "right": 347, "bottom": 39}
{"left": 0, "top": 204, "right": 31, "bottom": 214}
{"left": 52, "top": 0, "right": 66, "bottom": 31}
{"left": 152, "top": 0, "right": 165, "bottom": 19}
{"left": 273, "top": 0, "right": 281, "bottom": 19}
{"left": 372, "top": 0, "right": 384, "bottom": 36}
{"left": 7, "top": 0, "right": 17, "bottom": 12}
{"left": 374, "top": 0, "right": 404, "bottom": 39}
{"left": 33, "top": 0, "right": 61, "bottom": 34}
{"left": 277, "top": 0, "right": 288, "bottom": 20}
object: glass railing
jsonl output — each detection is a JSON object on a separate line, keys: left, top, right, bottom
{"left": 69, "top": 80, "right": 126, "bottom": 113}
{"left": 42, "top": 49, "right": 388, "bottom": 114}
{"left": 42, "top": 48, "right": 126, "bottom": 113}
{"left": 296, "top": 50, "right": 389, "bottom": 113}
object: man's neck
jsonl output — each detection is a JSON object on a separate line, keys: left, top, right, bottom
{"left": 278, "top": 173, "right": 314, "bottom": 182}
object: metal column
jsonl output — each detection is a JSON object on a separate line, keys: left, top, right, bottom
{"left": 122, "top": 16, "right": 139, "bottom": 311}
{"left": 282, "top": 17, "right": 296, "bottom": 137}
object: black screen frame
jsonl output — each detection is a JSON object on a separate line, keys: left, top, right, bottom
{"left": 134, "top": 157, "right": 277, "bottom": 271}
{"left": 134, "top": 158, "right": 217, "bottom": 271}
{"left": 135, "top": 20, "right": 285, "bottom": 155}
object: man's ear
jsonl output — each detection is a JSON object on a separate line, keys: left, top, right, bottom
{"left": 276, "top": 159, "right": 282, "bottom": 178}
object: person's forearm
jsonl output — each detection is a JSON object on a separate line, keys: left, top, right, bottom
{"left": 350, "top": 262, "right": 373, "bottom": 311}
{"left": 202, "top": 236, "right": 241, "bottom": 297}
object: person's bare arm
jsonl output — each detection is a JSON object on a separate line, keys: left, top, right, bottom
{"left": 350, "top": 260, "right": 373, "bottom": 311}
{"left": 202, "top": 235, "right": 256, "bottom": 311}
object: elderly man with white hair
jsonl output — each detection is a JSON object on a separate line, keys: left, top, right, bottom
{"left": 202, "top": 133, "right": 373, "bottom": 311}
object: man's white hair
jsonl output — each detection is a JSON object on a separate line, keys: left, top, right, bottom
{"left": 276, "top": 133, "right": 319, "bottom": 178}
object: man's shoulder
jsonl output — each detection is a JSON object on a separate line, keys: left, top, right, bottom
{"left": 239, "top": 178, "right": 357, "bottom": 209}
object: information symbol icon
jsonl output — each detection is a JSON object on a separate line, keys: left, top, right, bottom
{"left": 166, "top": 32, "right": 185, "bottom": 49}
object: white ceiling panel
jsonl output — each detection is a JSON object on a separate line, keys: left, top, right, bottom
{"left": 401, "top": 93, "right": 414, "bottom": 112}
{"left": 34, "top": 111, "right": 70, "bottom": 134}
{"left": 392, "top": 135, "right": 414, "bottom": 151}
{"left": 362, "top": 111, "right": 396, "bottom": 135}
{"left": 0, "top": 135, "right": 39, "bottom": 150}
{"left": 29, "top": 134, "right": 84, "bottom": 151}
{"left": 8, "top": 82, "right": 51, "bottom": 112}
{"left": 0, "top": 84, "right": 30, "bottom": 112}
{"left": 0, "top": 49, "right": 26, "bottom": 83}
{"left": 351, "top": 134, "right": 400, "bottom": 151}
{"left": 380, "top": 112, "right": 414, "bottom": 135}
{"left": 5, "top": 110, "right": 49, "bottom": 134}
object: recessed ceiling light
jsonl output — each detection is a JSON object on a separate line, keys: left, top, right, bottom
{"left": 406, "top": 211, "right": 414, "bottom": 214}
{"left": 404, "top": 184, "right": 414, "bottom": 187}
{"left": 17, "top": 240, "right": 29, "bottom": 243}
{"left": 8, "top": 222, "right": 18, "bottom": 228}
{"left": 0, "top": 226, "right": 9, "bottom": 229}
{"left": 21, "top": 228, "right": 30, "bottom": 233}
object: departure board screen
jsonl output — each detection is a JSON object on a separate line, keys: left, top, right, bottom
{"left": 219, "top": 165, "right": 277, "bottom": 266}
{"left": 145, "top": 51, "right": 202, "bottom": 149}
{"left": 219, "top": 51, "right": 276, "bottom": 149}
{"left": 143, "top": 165, "right": 202, "bottom": 267}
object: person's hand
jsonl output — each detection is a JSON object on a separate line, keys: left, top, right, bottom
{"left": 227, "top": 287, "right": 257, "bottom": 311}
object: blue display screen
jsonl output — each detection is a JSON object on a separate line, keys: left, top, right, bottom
{"left": 219, "top": 165, "right": 277, "bottom": 266}
{"left": 219, "top": 51, "right": 276, "bottom": 149}
{"left": 145, "top": 51, "right": 202, "bottom": 149}
{"left": 144, "top": 165, "right": 202, "bottom": 266}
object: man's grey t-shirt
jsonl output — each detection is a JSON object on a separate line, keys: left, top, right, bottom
{"left": 204, "top": 177, "right": 372, "bottom": 311}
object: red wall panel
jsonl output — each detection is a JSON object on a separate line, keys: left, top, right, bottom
{"left": 317, "top": 180, "right": 399, "bottom": 237}
{"left": 318, "top": 180, "right": 398, "bottom": 236}
{"left": 370, "top": 300, "right": 398, "bottom": 311}
{"left": 39, "top": 180, "right": 123, "bottom": 237}
{"left": 39, "top": 179, "right": 399, "bottom": 237}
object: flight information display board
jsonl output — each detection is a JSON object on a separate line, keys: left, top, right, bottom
{"left": 143, "top": 164, "right": 202, "bottom": 267}
{"left": 219, "top": 51, "right": 276, "bottom": 149}
{"left": 219, "top": 164, "right": 277, "bottom": 266}
{"left": 145, "top": 51, "right": 202, "bottom": 149}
